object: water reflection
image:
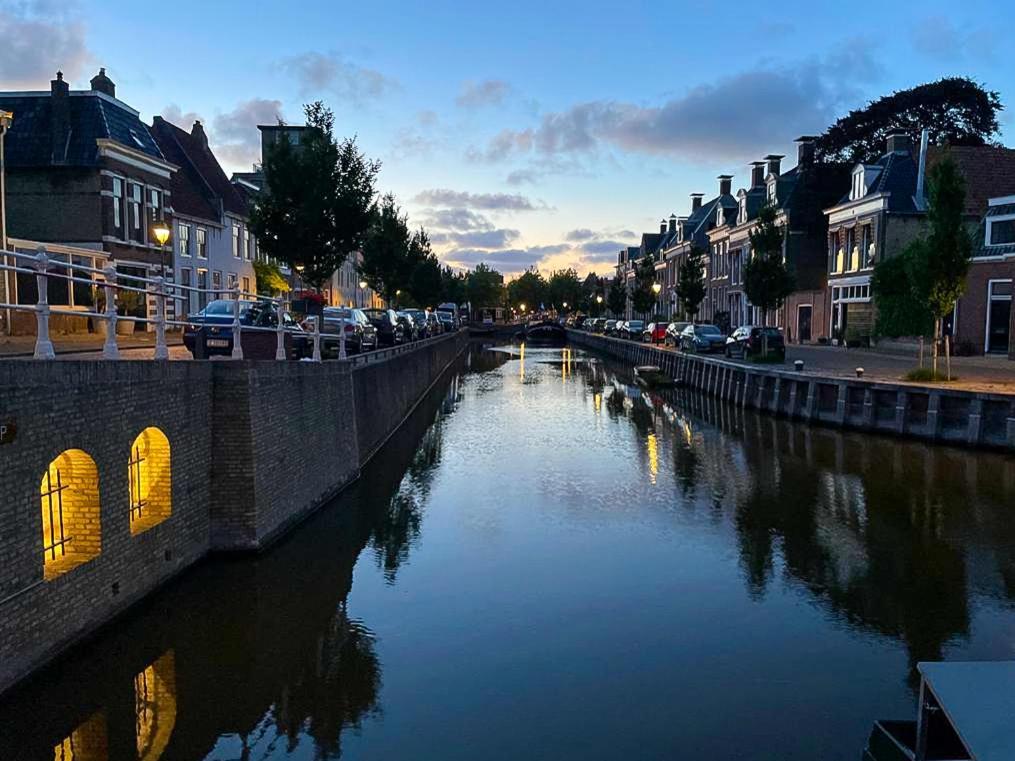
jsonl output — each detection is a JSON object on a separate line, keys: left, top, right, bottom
{"left": 0, "top": 356, "right": 467, "bottom": 761}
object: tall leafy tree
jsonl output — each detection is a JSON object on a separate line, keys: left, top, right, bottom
{"left": 871, "top": 243, "right": 934, "bottom": 339}
{"left": 250, "top": 102, "right": 380, "bottom": 289}
{"left": 607, "top": 277, "right": 627, "bottom": 317}
{"left": 547, "top": 268, "right": 582, "bottom": 311}
{"left": 815, "top": 78, "right": 1003, "bottom": 165}
{"left": 744, "top": 204, "right": 795, "bottom": 352}
{"left": 507, "top": 268, "right": 548, "bottom": 311}
{"left": 675, "top": 245, "right": 707, "bottom": 319}
{"left": 359, "top": 194, "right": 414, "bottom": 304}
{"left": 465, "top": 263, "right": 504, "bottom": 312}
{"left": 440, "top": 265, "right": 467, "bottom": 306}
{"left": 630, "top": 255, "right": 658, "bottom": 319}
{"left": 407, "top": 229, "right": 443, "bottom": 307}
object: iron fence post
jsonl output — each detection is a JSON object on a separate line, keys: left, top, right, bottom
{"left": 153, "top": 276, "right": 169, "bottom": 360}
{"left": 231, "top": 286, "right": 244, "bottom": 360}
{"left": 102, "top": 263, "right": 119, "bottom": 359}
{"left": 312, "top": 315, "right": 322, "bottom": 362}
{"left": 33, "top": 248, "right": 55, "bottom": 359}
{"left": 339, "top": 317, "right": 347, "bottom": 359}
{"left": 275, "top": 299, "right": 286, "bottom": 360}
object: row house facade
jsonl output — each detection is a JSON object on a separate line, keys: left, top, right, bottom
{"left": 824, "top": 133, "right": 1015, "bottom": 355}
{"left": 659, "top": 191, "right": 727, "bottom": 319}
{"left": 0, "top": 70, "right": 177, "bottom": 334}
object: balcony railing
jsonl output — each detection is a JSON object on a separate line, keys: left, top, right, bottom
{"left": 0, "top": 246, "right": 436, "bottom": 362}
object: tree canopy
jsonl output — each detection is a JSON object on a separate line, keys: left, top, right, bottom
{"left": 675, "top": 245, "right": 706, "bottom": 319}
{"left": 743, "top": 204, "right": 795, "bottom": 323}
{"left": 507, "top": 268, "right": 548, "bottom": 311}
{"left": 249, "top": 102, "right": 380, "bottom": 289}
{"left": 630, "top": 255, "right": 658, "bottom": 318}
{"left": 547, "top": 268, "right": 582, "bottom": 310}
{"left": 358, "top": 194, "right": 416, "bottom": 304}
{"left": 465, "top": 263, "right": 504, "bottom": 309}
{"left": 814, "top": 78, "right": 1003, "bottom": 165}
{"left": 607, "top": 277, "right": 627, "bottom": 316}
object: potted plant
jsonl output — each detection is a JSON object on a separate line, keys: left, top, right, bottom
{"left": 95, "top": 286, "right": 143, "bottom": 335}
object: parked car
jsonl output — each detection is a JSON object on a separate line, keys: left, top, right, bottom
{"left": 621, "top": 320, "right": 644, "bottom": 340}
{"left": 725, "top": 325, "right": 786, "bottom": 360}
{"left": 404, "top": 309, "right": 431, "bottom": 338}
{"left": 436, "top": 311, "right": 455, "bottom": 332}
{"left": 397, "top": 311, "right": 421, "bottom": 341}
{"left": 319, "top": 307, "right": 378, "bottom": 356}
{"left": 591, "top": 318, "right": 607, "bottom": 333}
{"left": 362, "top": 307, "right": 405, "bottom": 347}
{"left": 679, "top": 323, "right": 725, "bottom": 353}
{"left": 604, "top": 319, "right": 618, "bottom": 335}
{"left": 436, "top": 302, "right": 460, "bottom": 327}
{"left": 664, "top": 321, "right": 690, "bottom": 347}
{"left": 643, "top": 322, "right": 668, "bottom": 343}
{"left": 426, "top": 311, "right": 443, "bottom": 336}
{"left": 184, "top": 299, "right": 309, "bottom": 359}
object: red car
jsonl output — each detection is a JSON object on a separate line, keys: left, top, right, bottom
{"left": 642, "top": 322, "right": 668, "bottom": 344}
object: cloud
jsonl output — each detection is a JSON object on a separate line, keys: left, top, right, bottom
{"left": 432, "top": 228, "right": 521, "bottom": 248}
{"left": 910, "top": 17, "right": 998, "bottom": 62}
{"left": 281, "top": 51, "right": 398, "bottom": 102}
{"left": 413, "top": 188, "right": 549, "bottom": 211}
{"left": 506, "top": 169, "right": 539, "bottom": 186}
{"left": 443, "top": 244, "right": 569, "bottom": 272}
{"left": 565, "top": 228, "right": 596, "bottom": 242}
{"left": 580, "top": 239, "right": 631, "bottom": 255}
{"left": 456, "top": 79, "right": 512, "bottom": 108}
{"left": 160, "top": 104, "right": 205, "bottom": 128}
{"left": 472, "top": 47, "right": 883, "bottom": 164}
{"left": 211, "top": 98, "right": 284, "bottom": 169}
{"left": 421, "top": 208, "right": 494, "bottom": 231}
{"left": 0, "top": 2, "right": 91, "bottom": 88}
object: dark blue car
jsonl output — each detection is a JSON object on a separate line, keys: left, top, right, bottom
{"left": 183, "top": 299, "right": 309, "bottom": 359}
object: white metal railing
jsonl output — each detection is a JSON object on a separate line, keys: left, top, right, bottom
{"left": 0, "top": 245, "right": 453, "bottom": 362}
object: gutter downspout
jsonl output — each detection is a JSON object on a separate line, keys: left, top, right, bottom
{"left": 915, "top": 128, "right": 929, "bottom": 211}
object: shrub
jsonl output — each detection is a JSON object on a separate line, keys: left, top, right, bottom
{"left": 904, "top": 368, "right": 958, "bottom": 383}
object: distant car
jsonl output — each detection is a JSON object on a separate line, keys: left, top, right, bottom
{"left": 643, "top": 322, "right": 668, "bottom": 343}
{"left": 426, "top": 311, "right": 443, "bottom": 335}
{"left": 592, "top": 318, "right": 607, "bottom": 333}
{"left": 362, "top": 307, "right": 405, "bottom": 347}
{"left": 184, "top": 299, "right": 308, "bottom": 358}
{"left": 403, "top": 309, "right": 431, "bottom": 338}
{"left": 436, "top": 302, "right": 460, "bottom": 327}
{"left": 621, "top": 320, "right": 644, "bottom": 340}
{"left": 319, "top": 307, "right": 377, "bottom": 356}
{"left": 436, "top": 311, "right": 455, "bottom": 332}
{"left": 604, "top": 319, "right": 618, "bottom": 335}
{"left": 725, "top": 325, "right": 786, "bottom": 360}
{"left": 679, "top": 323, "right": 725, "bottom": 353}
{"left": 665, "top": 321, "right": 690, "bottom": 347}
{"left": 397, "top": 311, "right": 421, "bottom": 341}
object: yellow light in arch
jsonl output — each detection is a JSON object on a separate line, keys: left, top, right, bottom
{"left": 129, "top": 427, "right": 172, "bottom": 535}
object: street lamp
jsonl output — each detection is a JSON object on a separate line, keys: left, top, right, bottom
{"left": 152, "top": 217, "right": 171, "bottom": 273}
{"left": 358, "top": 279, "right": 367, "bottom": 308}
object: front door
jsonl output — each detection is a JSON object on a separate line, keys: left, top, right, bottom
{"left": 987, "top": 281, "right": 1012, "bottom": 353}
{"left": 798, "top": 305, "right": 812, "bottom": 343}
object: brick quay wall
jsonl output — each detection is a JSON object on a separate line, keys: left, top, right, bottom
{"left": 0, "top": 330, "right": 468, "bottom": 695}
{"left": 568, "top": 330, "right": 1015, "bottom": 452}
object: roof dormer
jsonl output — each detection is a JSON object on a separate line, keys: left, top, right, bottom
{"left": 766, "top": 178, "right": 778, "bottom": 203}
{"left": 850, "top": 164, "right": 883, "bottom": 201}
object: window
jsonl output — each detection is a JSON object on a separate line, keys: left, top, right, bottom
{"left": 129, "top": 183, "right": 143, "bottom": 238}
{"left": 851, "top": 171, "right": 865, "bottom": 200}
{"left": 178, "top": 224, "right": 190, "bottom": 256}
{"left": 846, "top": 227, "right": 858, "bottom": 271}
{"left": 232, "top": 225, "right": 241, "bottom": 258}
{"left": 149, "top": 188, "right": 161, "bottom": 225}
{"left": 989, "top": 219, "right": 1015, "bottom": 246}
{"left": 180, "top": 268, "right": 196, "bottom": 314}
{"left": 227, "top": 272, "right": 238, "bottom": 294}
{"left": 196, "top": 269, "right": 208, "bottom": 310}
{"left": 243, "top": 228, "right": 252, "bottom": 260}
{"left": 767, "top": 181, "right": 777, "bottom": 202}
{"left": 71, "top": 255, "right": 96, "bottom": 308}
{"left": 40, "top": 449, "right": 101, "bottom": 580}
{"left": 212, "top": 270, "right": 222, "bottom": 297}
{"left": 128, "top": 427, "right": 172, "bottom": 535}
{"left": 242, "top": 276, "right": 251, "bottom": 294}
{"left": 196, "top": 228, "right": 207, "bottom": 258}
{"left": 112, "top": 178, "right": 124, "bottom": 231}
{"left": 860, "top": 225, "right": 874, "bottom": 268}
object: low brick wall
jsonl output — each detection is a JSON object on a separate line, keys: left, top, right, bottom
{"left": 569, "top": 330, "right": 1015, "bottom": 451}
{"left": 0, "top": 330, "right": 467, "bottom": 695}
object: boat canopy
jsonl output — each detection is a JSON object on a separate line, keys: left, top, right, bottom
{"left": 918, "top": 661, "right": 1015, "bottom": 761}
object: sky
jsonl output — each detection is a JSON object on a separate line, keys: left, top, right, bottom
{"left": 3, "top": 0, "right": 1014, "bottom": 279}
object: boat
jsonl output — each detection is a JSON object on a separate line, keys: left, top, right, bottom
{"left": 862, "top": 661, "right": 1015, "bottom": 761}
{"left": 634, "top": 365, "right": 674, "bottom": 388}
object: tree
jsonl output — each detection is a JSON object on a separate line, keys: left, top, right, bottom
{"left": 250, "top": 102, "right": 380, "bottom": 289}
{"left": 407, "top": 230, "right": 443, "bottom": 307}
{"left": 630, "top": 256, "right": 657, "bottom": 319}
{"left": 871, "top": 242, "right": 934, "bottom": 339}
{"left": 607, "top": 277, "right": 626, "bottom": 317}
{"left": 675, "top": 245, "right": 706, "bottom": 319}
{"left": 507, "top": 268, "right": 548, "bottom": 312}
{"left": 253, "top": 260, "right": 290, "bottom": 296}
{"left": 814, "top": 78, "right": 1003, "bottom": 165}
{"left": 440, "top": 265, "right": 467, "bottom": 306}
{"left": 359, "top": 193, "right": 414, "bottom": 304}
{"left": 465, "top": 263, "right": 504, "bottom": 314}
{"left": 547, "top": 268, "right": 582, "bottom": 311}
{"left": 744, "top": 204, "right": 795, "bottom": 354}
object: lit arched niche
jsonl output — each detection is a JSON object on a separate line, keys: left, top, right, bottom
{"left": 128, "top": 427, "right": 172, "bottom": 535}
{"left": 134, "top": 650, "right": 176, "bottom": 761}
{"left": 41, "top": 449, "right": 101, "bottom": 580}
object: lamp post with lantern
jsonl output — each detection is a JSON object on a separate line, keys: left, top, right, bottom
{"left": 150, "top": 218, "right": 172, "bottom": 359}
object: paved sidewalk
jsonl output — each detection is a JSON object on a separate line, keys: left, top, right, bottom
{"left": 0, "top": 332, "right": 184, "bottom": 358}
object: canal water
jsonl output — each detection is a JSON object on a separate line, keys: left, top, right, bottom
{"left": 3, "top": 343, "right": 1015, "bottom": 761}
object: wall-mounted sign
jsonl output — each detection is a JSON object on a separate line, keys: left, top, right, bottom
{"left": 0, "top": 421, "right": 16, "bottom": 445}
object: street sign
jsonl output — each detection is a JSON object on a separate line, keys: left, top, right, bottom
{"left": 0, "top": 421, "right": 15, "bottom": 445}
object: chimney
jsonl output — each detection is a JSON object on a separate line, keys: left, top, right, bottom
{"left": 89, "top": 67, "right": 115, "bottom": 98}
{"left": 764, "top": 154, "right": 784, "bottom": 178}
{"left": 659, "top": 219, "right": 667, "bottom": 235}
{"left": 50, "top": 71, "right": 70, "bottom": 164}
{"left": 750, "top": 161, "right": 766, "bottom": 188}
{"left": 796, "top": 136, "right": 816, "bottom": 167}
{"left": 886, "top": 130, "right": 911, "bottom": 156}
{"left": 192, "top": 120, "right": 209, "bottom": 149}
{"left": 668, "top": 214, "right": 677, "bottom": 233}
{"left": 690, "top": 193, "right": 704, "bottom": 212}
{"left": 718, "top": 175, "right": 733, "bottom": 196}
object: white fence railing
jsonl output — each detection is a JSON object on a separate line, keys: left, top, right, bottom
{"left": 0, "top": 246, "right": 434, "bottom": 362}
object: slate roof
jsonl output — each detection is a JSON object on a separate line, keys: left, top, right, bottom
{"left": 0, "top": 91, "right": 164, "bottom": 167}
{"left": 150, "top": 116, "right": 248, "bottom": 222}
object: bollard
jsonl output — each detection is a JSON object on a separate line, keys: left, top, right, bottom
{"left": 230, "top": 286, "right": 244, "bottom": 360}
{"left": 855, "top": 367, "right": 864, "bottom": 378}
{"left": 794, "top": 359, "right": 804, "bottom": 372}
{"left": 102, "top": 263, "right": 119, "bottom": 359}
{"left": 312, "top": 315, "right": 322, "bottom": 362}
{"left": 33, "top": 249, "right": 56, "bottom": 359}
{"left": 153, "top": 276, "right": 169, "bottom": 360}
{"left": 275, "top": 300, "right": 286, "bottom": 360}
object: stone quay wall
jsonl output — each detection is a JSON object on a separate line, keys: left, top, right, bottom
{"left": 568, "top": 330, "right": 1015, "bottom": 451}
{"left": 0, "top": 330, "right": 468, "bottom": 695}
